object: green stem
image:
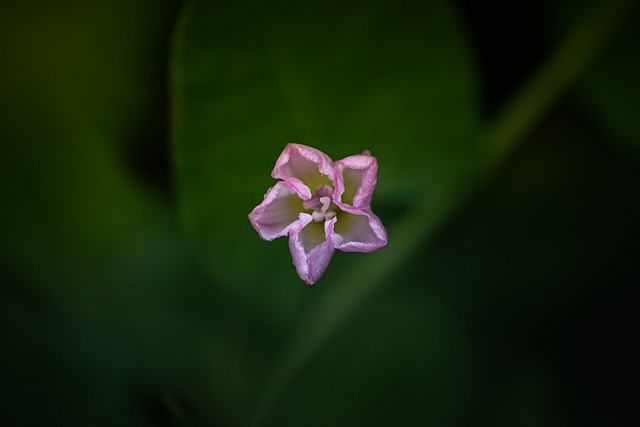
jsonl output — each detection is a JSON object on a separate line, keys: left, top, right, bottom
{"left": 250, "top": 0, "right": 637, "bottom": 424}
{"left": 482, "top": 0, "right": 638, "bottom": 166}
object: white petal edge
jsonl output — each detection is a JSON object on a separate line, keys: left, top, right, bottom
{"left": 332, "top": 210, "right": 387, "bottom": 253}
{"left": 249, "top": 181, "right": 303, "bottom": 240}
{"left": 272, "top": 143, "right": 334, "bottom": 199}
{"left": 288, "top": 214, "right": 337, "bottom": 285}
{"left": 333, "top": 152, "right": 378, "bottom": 210}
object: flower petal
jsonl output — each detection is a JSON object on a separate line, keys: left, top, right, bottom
{"left": 249, "top": 181, "right": 303, "bottom": 240}
{"left": 272, "top": 143, "right": 334, "bottom": 200}
{"left": 333, "top": 151, "right": 378, "bottom": 209}
{"left": 288, "top": 214, "right": 336, "bottom": 285}
{"left": 332, "top": 209, "right": 387, "bottom": 253}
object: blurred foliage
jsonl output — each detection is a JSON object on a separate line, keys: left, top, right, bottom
{"left": 556, "top": 0, "right": 640, "bottom": 157}
{"left": 1, "top": 0, "right": 638, "bottom": 427}
{"left": 172, "top": 0, "right": 478, "bottom": 322}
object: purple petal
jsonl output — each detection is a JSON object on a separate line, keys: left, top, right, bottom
{"left": 332, "top": 209, "right": 387, "bottom": 253}
{"left": 272, "top": 143, "right": 334, "bottom": 200}
{"left": 333, "top": 152, "right": 378, "bottom": 210}
{"left": 249, "top": 181, "right": 303, "bottom": 240}
{"left": 289, "top": 215, "right": 336, "bottom": 285}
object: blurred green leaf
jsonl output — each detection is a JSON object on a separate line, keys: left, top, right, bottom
{"left": 555, "top": 0, "right": 640, "bottom": 156}
{"left": 171, "top": 0, "right": 478, "bottom": 320}
{"left": 0, "top": 1, "right": 186, "bottom": 426}
{"left": 579, "top": 11, "right": 640, "bottom": 156}
{"left": 0, "top": 0, "right": 179, "bottom": 272}
{"left": 264, "top": 289, "right": 472, "bottom": 426}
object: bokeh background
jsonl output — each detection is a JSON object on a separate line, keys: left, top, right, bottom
{"left": 1, "top": 0, "right": 638, "bottom": 426}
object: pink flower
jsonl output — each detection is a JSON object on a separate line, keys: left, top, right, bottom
{"left": 249, "top": 143, "right": 388, "bottom": 285}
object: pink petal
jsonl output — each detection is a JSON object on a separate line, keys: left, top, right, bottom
{"left": 272, "top": 143, "right": 335, "bottom": 200}
{"left": 249, "top": 181, "right": 304, "bottom": 240}
{"left": 332, "top": 209, "right": 387, "bottom": 253}
{"left": 288, "top": 215, "right": 337, "bottom": 285}
{"left": 333, "top": 151, "right": 378, "bottom": 210}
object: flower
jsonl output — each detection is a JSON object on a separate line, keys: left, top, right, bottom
{"left": 249, "top": 143, "right": 388, "bottom": 285}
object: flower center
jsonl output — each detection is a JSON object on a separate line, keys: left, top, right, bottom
{"left": 302, "top": 184, "right": 338, "bottom": 222}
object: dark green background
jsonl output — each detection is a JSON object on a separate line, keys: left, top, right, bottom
{"left": 1, "top": 0, "right": 638, "bottom": 426}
